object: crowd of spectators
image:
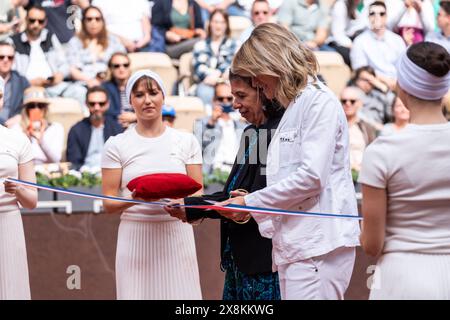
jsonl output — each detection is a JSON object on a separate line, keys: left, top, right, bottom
{"left": 0, "top": 0, "right": 448, "bottom": 181}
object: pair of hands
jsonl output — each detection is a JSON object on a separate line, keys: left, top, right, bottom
{"left": 124, "top": 38, "right": 150, "bottom": 53}
{"left": 31, "top": 73, "right": 63, "bottom": 87}
{"left": 27, "top": 120, "right": 47, "bottom": 143}
{"left": 163, "top": 190, "right": 249, "bottom": 224}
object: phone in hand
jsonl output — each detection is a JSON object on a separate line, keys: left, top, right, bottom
{"left": 28, "top": 108, "right": 43, "bottom": 133}
{"left": 46, "top": 76, "right": 55, "bottom": 83}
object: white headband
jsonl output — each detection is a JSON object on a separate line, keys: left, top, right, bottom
{"left": 0, "top": 76, "right": 5, "bottom": 95}
{"left": 397, "top": 52, "right": 450, "bottom": 100}
{"left": 126, "top": 70, "right": 166, "bottom": 104}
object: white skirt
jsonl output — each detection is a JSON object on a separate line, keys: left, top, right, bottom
{"left": 116, "top": 218, "right": 202, "bottom": 300}
{"left": 369, "top": 252, "right": 450, "bottom": 300}
{"left": 0, "top": 211, "right": 31, "bottom": 300}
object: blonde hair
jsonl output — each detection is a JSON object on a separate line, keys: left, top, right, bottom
{"left": 231, "top": 23, "right": 319, "bottom": 105}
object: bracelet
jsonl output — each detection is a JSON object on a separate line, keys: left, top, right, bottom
{"left": 233, "top": 214, "right": 251, "bottom": 225}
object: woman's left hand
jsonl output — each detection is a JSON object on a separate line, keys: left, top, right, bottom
{"left": 215, "top": 196, "right": 251, "bottom": 222}
{"left": 3, "top": 179, "right": 20, "bottom": 196}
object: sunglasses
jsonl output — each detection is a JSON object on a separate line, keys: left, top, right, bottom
{"left": 253, "top": 10, "right": 269, "bottom": 15}
{"left": 0, "top": 55, "right": 14, "bottom": 61}
{"left": 111, "top": 63, "right": 130, "bottom": 69}
{"left": 26, "top": 103, "right": 47, "bottom": 109}
{"left": 85, "top": 16, "right": 103, "bottom": 22}
{"left": 88, "top": 101, "right": 107, "bottom": 107}
{"left": 216, "top": 96, "right": 233, "bottom": 103}
{"left": 340, "top": 99, "right": 357, "bottom": 105}
{"left": 369, "top": 11, "right": 386, "bottom": 17}
{"left": 28, "top": 18, "right": 46, "bottom": 25}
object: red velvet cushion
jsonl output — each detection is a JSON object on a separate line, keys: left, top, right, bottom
{"left": 127, "top": 173, "right": 202, "bottom": 199}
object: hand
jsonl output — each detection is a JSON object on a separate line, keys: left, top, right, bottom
{"left": 209, "top": 105, "right": 223, "bottom": 125}
{"left": 50, "top": 73, "right": 64, "bottom": 85}
{"left": 118, "top": 112, "right": 137, "bottom": 128}
{"left": 31, "top": 77, "right": 48, "bottom": 87}
{"left": 215, "top": 196, "right": 251, "bottom": 222}
{"left": 29, "top": 120, "right": 47, "bottom": 142}
{"left": 305, "top": 41, "right": 318, "bottom": 50}
{"left": 123, "top": 39, "right": 137, "bottom": 52}
{"left": 411, "top": 0, "right": 422, "bottom": 13}
{"left": 166, "top": 31, "right": 182, "bottom": 43}
{"left": 3, "top": 179, "right": 21, "bottom": 196}
{"left": 164, "top": 199, "right": 188, "bottom": 222}
{"left": 134, "top": 38, "right": 149, "bottom": 50}
{"left": 195, "top": 29, "right": 207, "bottom": 39}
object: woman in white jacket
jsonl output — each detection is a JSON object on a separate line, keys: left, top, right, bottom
{"left": 221, "top": 23, "right": 361, "bottom": 300}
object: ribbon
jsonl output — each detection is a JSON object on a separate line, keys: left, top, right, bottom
{"left": 4, "top": 178, "right": 362, "bottom": 220}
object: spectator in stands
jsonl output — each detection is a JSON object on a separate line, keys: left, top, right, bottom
{"left": 92, "top": 0, "right": 152, "bottom": 53}
{"left": 426, "top": 0, "right": 450, "bottom": 52}
{"left": 380, "top": 97, "right": 410, "bottom": 135}
{"left": 67, "top": 86, "right": 123, "bottom": 171}
{"left": 386, "top": 0, "right": 435, "bottom": 45}
{"left": 0, "top": 0, "right": 25, "bottom": 42}
{"left": 278, "top": 0, "right": 331, "bottom": 51}
{"left": 67, "top": 6, "right": 126, "bottom": 89}
{"left": 351, "top": 66, "right": 396, "bottom": 127}
{"left": 196, "top": 0, "right": 252, "bottom": 21}
{"left": 192, "top": 9, "right": 237, "bottom": 107}
{"left": 194, "top": 81, "right": 245, "bottom": 175}
{"left": 151, "top": 0, "right": 206, "bottom": 59}
{"left": 11, "top": 5, "right": 87, "bottom": 109}
{"left": 162, "top": 104, "right": 177, "bottom": 127}
{"left": 0, "top": 41, "right": 29, "bottom": 128}
{"left": 103, "top": 52, "right": 136, "bottom": 129}
{"left": 26, "top": 0, "right": 90, "bottom": 44}
{"left": 351, "top": 1, "right": 406, "bottom": 90}
{"left": 12, "top": 86, "right": 64, "bottom": 164}
{"left": 328, "top": 0, "right": 369, "bottom": 66}
{"left": 340, "top": 86, "right": 377, "bottom": 172}
{"left": 239, "top": 0, "right": 272, "bottom": 44}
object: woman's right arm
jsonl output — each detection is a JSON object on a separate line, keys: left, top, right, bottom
{"left": 331, "top": 1, "right": 352, "bottom": 47}
{"left": 101, "top": 168, "right": 136, "bottom": 214}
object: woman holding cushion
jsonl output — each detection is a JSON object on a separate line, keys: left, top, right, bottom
{"left": 221, "top": 23, "right": 361, "bottom": 300}
{"left": 101, "top": 70, "right": 203, "bottom": 300}
{"left": 359, "top": 42, "right": 450, "bottom": 299}
{"left": 0, "top": 76, "right": 37, "bottom": 299}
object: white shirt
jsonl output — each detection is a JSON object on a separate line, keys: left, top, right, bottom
{"left": 102, "top": 126, "right": 202, "bottom": 222}
{"left": 83, "top": 125, "right": 105, "bottom": 170}
{"left": 25, "top": 39, "right": 53, "bottom": 80}
{"left": 0, "top": 125, "right": 33, "bottom": 214}
{"left": 213, "top": 118, "right": 238, "bottom": 172}
{"left": 385, "top": 0, "right": 435, "bottom": 34}
{"left": 92, "top": 0, "right": 150, "bottom": 42}
{"left": 359, "top": 123, "right": 450, "bottom": 254}
{"left": 351, "top": 29, "right": 406, "bottom": 79}
{"left": 244, "top": 80, "right": 361, "bottom": 266}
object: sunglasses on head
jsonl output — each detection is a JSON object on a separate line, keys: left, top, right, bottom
{"left": 85, "top": 16, "right": 102, "bottom": 22}
{"left": 340, "top": 99, "right": 357, "bottom": 105}
{"left": 111, "top": 63, "right": 130, "bottom": 69}
{"left": 28, "top": 18, "right": 46, "bottom": 25}
{"left": 88, "top": 101, "right": 107, "bottom": 107}
{"left": 26, "top": 102, "right": 47, "bottom": 109}
{"left": 216, "top": 96, "right": 233, "bottom": 103}
{"left": 369, "top": 11, "right": 386, "bottom": 17}
{"left": 0, "top": 55, "right": 13, "bottom": 61}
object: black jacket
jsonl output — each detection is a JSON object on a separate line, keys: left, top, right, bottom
{"left": 185, "top": 111, "right": 284, "bottom": 275}
{"left": 151, "top": 0, "right": 204, "bottom": 33}
{"left": 66, "top": 117, "right": 123, "bottom": 170}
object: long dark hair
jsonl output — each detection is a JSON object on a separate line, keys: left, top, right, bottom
{"left": 78, "top": 6, "right": 109, "bottom": 49}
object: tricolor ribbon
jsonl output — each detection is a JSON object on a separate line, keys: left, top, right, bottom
{"left": 4, "top": 178, "right": 362, "bottom": 220}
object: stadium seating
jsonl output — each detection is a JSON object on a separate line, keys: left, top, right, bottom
{"left": 165, "top": 96, "right": 205, "bottom": 133}
{"left": 314, "top": 51, "right": 351, "bottom": 96}
{"left": 229, "top": 16, "right": 252, "bottom": 39}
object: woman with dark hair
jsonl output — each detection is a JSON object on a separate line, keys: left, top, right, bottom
{"left": 67, "top": 6, "right": 125, "bottom": 88}
{"left": 192, "top": 8, "right": 237, "bottom": 108}
{"left": 151, "top": 0, "right": 205, "bottom": 59}
{"left": 359, "top": 42, "right": 450, "bottom": 299}
{"left": 165, "top": 72, "right": 284, "bottom": 300}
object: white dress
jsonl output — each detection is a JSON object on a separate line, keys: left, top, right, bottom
{"left": 102, "top": 126, "right": 203, "bottom": 300}
{"left": 0, "top": 125, "right": 33, "bottom": 300}
{"left": 359, "top": 123, "right": 450, "bottom": 299}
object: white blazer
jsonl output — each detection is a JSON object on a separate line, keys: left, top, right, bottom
{"left": 245, "top": 80, "right": 361, "bottom": 267}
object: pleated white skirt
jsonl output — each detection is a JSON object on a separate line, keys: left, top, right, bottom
{"left": 116, "top": 219, "right": 202, "bottom": 300}
{"left": 0, "top": 211, "right": 31, "bottom": 300}
{"left": 369, "top": 252, "right": 450, "bottom": 300}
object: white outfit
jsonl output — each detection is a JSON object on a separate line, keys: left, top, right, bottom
{"left": 244, "top": 79, "right": 360, "bottom": 299}
{"left": 11, "top": 122, "right": 64, "bottom": 165}
{"left": 359, "top": 123, "right": 450, "bottom": 299}
{"left": 25, "top": 39, "right": 53, "bottom": 81}
{"left": 102, "top": 125, "right": 203, "bottom": 299}
{"left": 351, "top": 29, "right": 406, "bottom": 79}
{"left": 0, "top": 125, "right": 33, "bottom": 299}
{"left": 92, "top": 0, "right": 150, "bottom": 42}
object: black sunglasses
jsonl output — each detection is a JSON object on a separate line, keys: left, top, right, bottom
{"left": 111, "top": 63, "right": 130, "bottom": 69}
{"left": 0, "top": 55, "right": 14, "bottom": 61}
{"left": 26, "top": 102, "right": 47, "bottom": 109}
{"left": 340, "top": 99, "right": 357, "bottom": 105}
{"left": 88, "top": 101, "right": 107, "bottom": 107}
{"left": 216, "top": 96, "right": 234, "bottom": 103}
{"left": 369, "top": 11, "right": 386, "bottom": 17}
{"left": 85, "top": 16, "right": 103, "bottom": 22}
{"left": 253, "top": 10, "right": 269, "bottom": 15}
{"left": 28, "top": 18, "right": 46, "bottom": 25}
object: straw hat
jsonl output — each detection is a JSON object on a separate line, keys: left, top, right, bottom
{"left": 23, "top": 86, "right": 49, "bottom": 105}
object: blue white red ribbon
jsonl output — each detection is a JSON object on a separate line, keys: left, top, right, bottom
{"left": 3, "top": 178, "right": 362, "bottom": 220}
